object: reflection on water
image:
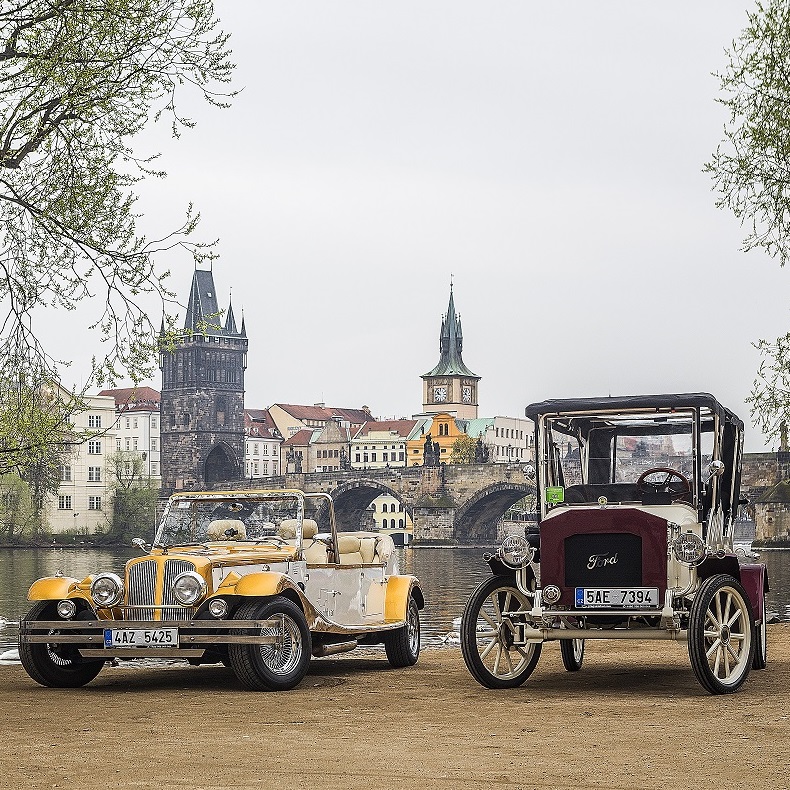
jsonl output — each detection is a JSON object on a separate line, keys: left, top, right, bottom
{"left": 1, "top": 545, "right": 787, "bottom": 656}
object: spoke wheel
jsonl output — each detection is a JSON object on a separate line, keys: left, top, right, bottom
{"left": 19, "top": 602, "right": 104, "bottom": 688}
{"left": 688, "top": 575, "right": 755, "bottom": 694}
{"left": 752, "top": 593, "right": 768, "bottom": 671}
{"left": 460, "top": 576, "right": 542, "bottom": 689}
{"left": 229, "top": 597, "right": 311, "bottom": 691}
{"left": 384, "top": 596, "right": 420, "bottom": 667}
{"left": 560, "top": 638, "right": 585, "bottom": 672}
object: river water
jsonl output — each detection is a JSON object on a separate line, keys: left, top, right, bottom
{"left": 1, "top": 544, "right": 789, "bottom": 658}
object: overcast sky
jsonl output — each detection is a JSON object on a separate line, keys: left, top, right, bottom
{"left": 46, "top": 2, "right": 790, "bottom": 452}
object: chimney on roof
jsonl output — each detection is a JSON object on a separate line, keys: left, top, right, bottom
{"left": 314, "top": 402, "right": 325, "bottom": 408}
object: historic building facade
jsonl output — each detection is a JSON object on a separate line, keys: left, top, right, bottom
{"left": 159, "top": 268, "right": 248, "bottom": 492}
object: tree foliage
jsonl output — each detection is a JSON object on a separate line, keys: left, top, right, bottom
{"left": 0, "top": 1, "right": 234, "bottom": 472}
{"left": 0, "top": 472, "right": 33, "bottom": 541}
{"left": 450, "top": 434, "right": 476, "bottom": 465}
{"left": 706, "top": 1, "right": 790, "bottom": 265}
{"left": 107, "top": 450, "right": 158, "bottom": 542}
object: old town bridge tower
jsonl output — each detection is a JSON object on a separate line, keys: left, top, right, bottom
{"left": 159, "top": 267, "right": 247, "bottom": 493}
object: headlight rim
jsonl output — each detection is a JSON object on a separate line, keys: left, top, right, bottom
{"left": 497, "top": 534, "right": 534, "bottom": 569}
{"left": 672, "top": 532, "right": 706, "bottom": 565}
{"left": 172, "top": 570, "right": 207, "bottom": 606}
{"left": 90, "top": 572, "right": 124, "bottom": 607}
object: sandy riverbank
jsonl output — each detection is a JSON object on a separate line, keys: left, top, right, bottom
{"left": 1, "top": 626, "right": 789, "bottom": 790}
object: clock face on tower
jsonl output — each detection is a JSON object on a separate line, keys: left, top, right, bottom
{"left": 434, "top": 386, "right": 448, "bottom": 403}
{"left": 462, "top": 386, "right": 472, "bottom": 403}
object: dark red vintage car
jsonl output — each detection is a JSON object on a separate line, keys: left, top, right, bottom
{"left": 460, "top": 393, "right": 768, "bottom": 694}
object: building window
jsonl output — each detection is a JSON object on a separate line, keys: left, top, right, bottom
{"left": 383, "top": 453, "right": 388, "bottom": 462}
{"left": 371, "top": 453, "right": 377, "bottom": 462}
{"left": 254, "top": 463, "right": 259, "bottom": 475}
{"left": 262, "top": 445, "right": 268, "bottom": 455}
{"left": 133, "top": 418, "right": 138, "bottom": 429}
{"left": 88, "top": 496, "right": 102, "bottom": 510}
{"left": 399, "top": 452, "right": 405, "bottom": 461}
{"left": 88, "top": 415, "right": 101, "bottom": 428}
{"left": 133, "top": 438, "right": 138, "bottom": 451}
{"left": 59, "top": 465, "right": 71, "bottom": 482}
{"left": 116, "top": 438, "right": 121, "bottom": 451}
{"left": 126, "top": 418, "right": 130, "bottom": 429}
{"left": 151, "top": 416, "right": 157, "bottom": 429}
{"left": 88, "top": 466, "right": 101, "bottom": 482}
{"left": 88, "top": 440, "right": 101, "bottom": 454}
{"left": 253, "top": 443, "right": 259, "bottom": 456}
{"left": 125, "top": 438, "right": 130, "bottom": 450}
{"left": 355, "top": 454, "right": 361, "bottom": 463}
{"left": 262, "top": 462, "right": 268, "bottom": 475}
{"left": 151, "top": 462, "right": 158, "bottom": 475}
{"left": 150, "top": 438, "right": 158, "bottom": 451}
{"left": 58, "top": 495, "right": 72, "bottom": 510}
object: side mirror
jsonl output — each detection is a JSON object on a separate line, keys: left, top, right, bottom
{"left": 523, "top": 464, "right": 536, "bottom": 481}
{"left": 705, "top": 460, "right": 725, "bottom": 483}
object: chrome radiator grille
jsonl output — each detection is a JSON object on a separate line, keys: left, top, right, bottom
{"left": 126, "top": 558, "right": 198, "bottom": 621}
{"left": 162, "top": 559, "right": 197, "bottom": 621}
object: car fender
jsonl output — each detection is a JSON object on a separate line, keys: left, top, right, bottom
{"left": 27, "top": 576, "right": 81, "bottom": 601}
{"left": 230, "top": 571, "right": 299, "bottom": 598}
{"left": 384, "top": 575, "right": 423, "bottom": 622}
{"left": 739, "top": 563, "right": 769, "bottom": 622}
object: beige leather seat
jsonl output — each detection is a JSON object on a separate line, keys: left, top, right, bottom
{"left": 277, "top": 519, "right": 327, "bottom": 563}
{"left": 336, "top": 532, "right": 396, "bottom": 566}
{"left": 207, "top": 519, "right": 247, "bottom": 540}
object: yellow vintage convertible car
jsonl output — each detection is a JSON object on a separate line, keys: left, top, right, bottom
{"left": 19, "top": 489, "right": 424, "bottom": 691}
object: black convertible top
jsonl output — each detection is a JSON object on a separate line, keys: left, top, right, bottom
{"left": 524, "top": 393, "right": 743, "bottom": 430}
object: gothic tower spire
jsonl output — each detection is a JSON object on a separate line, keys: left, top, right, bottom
{"left": 421, "top": 283, "right": 480, "bottom": 419}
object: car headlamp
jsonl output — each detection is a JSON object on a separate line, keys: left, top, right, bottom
{"left": 672, "top": 532, "right": 706, "bottom": 565}
{"left": 498, "top": 535, "right": 534, "bottom": 568}
{"left": 172, "top": 571, "right": 207, "bottom": 605}
{"left": 90, "top": 572, "right": 124, "bottom": 607}
{"left": 56, "top": 599, "right": 77, "bottom": 619}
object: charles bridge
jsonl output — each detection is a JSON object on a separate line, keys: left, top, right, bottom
{"left": 215, "top": 462, "right": 535, "bottom": 545}
{"left": 205, "top": 451, "right": 783, "bottom": 546}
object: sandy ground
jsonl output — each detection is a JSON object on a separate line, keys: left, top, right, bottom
{"left": 1, "top": 626, "right": 789, "bottom": 790}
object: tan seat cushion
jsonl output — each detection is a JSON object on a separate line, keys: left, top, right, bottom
{"left": 359, "top": 537, "right": 377, "bottom": 564}
{"left": 207, "top": 519, "right": 247, "bottom": 540}
{"left": 302, "top": 539, "right": 328, "bottom": 564}
{"left": 339, "top": 552, "right": 364, "bottom": 565}
{"left": 278, "top": 518, "right": 318, "bottom": 539}
{"left": 336, "top": 534, "right": 361, "bottom": 554}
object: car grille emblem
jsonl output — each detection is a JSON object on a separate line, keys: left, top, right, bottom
{"left": 586, "top": 552, "right": 618, "bottom": 570}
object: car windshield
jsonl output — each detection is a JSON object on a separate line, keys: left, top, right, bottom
{"left": 155, "top": 495, "right": 315, "bottom": 546}
{"left": 543, "top": 409, "right": 712, "bottom": 505}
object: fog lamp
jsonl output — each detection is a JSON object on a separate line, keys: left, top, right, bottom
{"left": 208, "top": 598, "right": 228, "bottom": 618}
{"left": 56, "top": 599, "right": 77, "bottom": 619}
{"left": 543, "top": 584, "right": 562, "bottom": 604}
{"left": 91, "top": 573, "right": 124, "bottom": 607}
{"left": 498, "top": 535, "right": 534, "bottom": 568}
{"left": 172, "top": 571, "right": 207, "bottom": 605}
{"left": 672, "top": 532, "right": 706, "bottom": 565}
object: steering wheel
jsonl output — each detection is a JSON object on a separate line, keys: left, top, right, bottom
{"left": 636, "top": 467, "right": 691, "bottom": 501}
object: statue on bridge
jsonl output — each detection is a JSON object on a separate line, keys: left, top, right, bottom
{"left": 474, "top": 437, "right": 490, "bottom": 464}
{"left": 423, "top": 433, "right": 440, "bottom": 467}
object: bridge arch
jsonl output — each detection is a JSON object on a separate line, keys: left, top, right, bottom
{"left": 328, "top": 478, "right": 409, "bottom": 532}
{"left": 453, "top": 482, "right": 536, "bottom": 544}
